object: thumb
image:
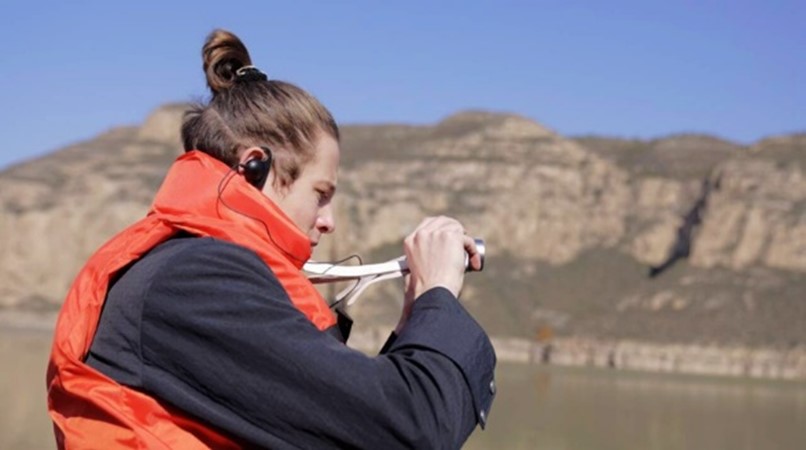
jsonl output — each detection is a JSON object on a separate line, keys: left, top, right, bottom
{"left": 404, "top": 274, "right": 415, "bottom": 301}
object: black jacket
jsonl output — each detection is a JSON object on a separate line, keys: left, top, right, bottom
{"left": 86, "top": 235, "right": 496, "bottom": 449}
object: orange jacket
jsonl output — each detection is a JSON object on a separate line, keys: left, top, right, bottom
{"left": 47, "top": 151, "right": 336, "bottom": 449}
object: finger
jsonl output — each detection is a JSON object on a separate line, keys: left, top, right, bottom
{"left": 406, "top": 216, "right": 439, "bottom": 240}
{"left": 463, "top": 235, "right": 482, "bottom": 271}
{"left": 403, "top": 273, "right": 413, "bottom": 293}
{"left": 411, "top": 218, "right": 432, "bottom": 236}
{"left": 426, "top": 216, "right": 464, "bottom": 234}
{"left": 405, "top": 217, "right": 433, "bottom": 247}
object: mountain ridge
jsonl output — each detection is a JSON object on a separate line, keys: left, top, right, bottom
{"left": 1, "top": 105, "right": 804, "bottom": 352}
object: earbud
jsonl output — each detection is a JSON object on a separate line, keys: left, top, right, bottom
{"left": 241, "top": 146, "right": 273, "bottom": 190}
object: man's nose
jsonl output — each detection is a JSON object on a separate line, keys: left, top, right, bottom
{"left": 317, "top": 205, "right": 335, "bottom": 234}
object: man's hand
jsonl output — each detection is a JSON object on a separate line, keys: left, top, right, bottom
{"left": 395, "top": 216, "right": 481, "bottom": 333}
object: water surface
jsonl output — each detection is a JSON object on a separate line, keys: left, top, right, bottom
{"left": 466, "top": 362, "right": 806, "bottom": 450}
{"left": 3, "top": 331, "right": 805, "bottom": 449}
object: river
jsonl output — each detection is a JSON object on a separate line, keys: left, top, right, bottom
{"left": 3, "top": 329, "right": 805, "bottom": 449}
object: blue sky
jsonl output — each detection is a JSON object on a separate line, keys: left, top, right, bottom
{"left": 1, "top": 0, "right": 803, "bottom": 169}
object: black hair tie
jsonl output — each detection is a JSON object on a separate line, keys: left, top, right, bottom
{"left": 235, "top": 65, "right": 268, "bottom": 82}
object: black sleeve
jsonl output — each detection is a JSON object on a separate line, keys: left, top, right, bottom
{"left": 139, "top": 239, "right": 496, "bottom": 449}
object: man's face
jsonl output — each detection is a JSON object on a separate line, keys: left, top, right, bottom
{"left": 264, "top": 134, "right": 339, "bottom": 247}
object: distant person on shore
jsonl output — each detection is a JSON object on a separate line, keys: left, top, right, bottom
{"left": 46, "top": 29, "right": 495, "bottom": 449}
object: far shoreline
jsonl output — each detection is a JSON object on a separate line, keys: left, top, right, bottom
{"left": 0, "top": 312, "right": 57, "bottom": 335}
{"left": 4, "top": 312, "right": 805, "bottom": 382}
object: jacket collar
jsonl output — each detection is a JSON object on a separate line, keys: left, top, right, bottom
{"left": 149, "top": 150, "right": 312, "bottom": 268}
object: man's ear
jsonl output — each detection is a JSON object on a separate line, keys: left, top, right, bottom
{"left": 238, "top": 146, "right": 273, "bottom": 190}
{"left": 238, "top": 146, "right": 267, "bottom": 166}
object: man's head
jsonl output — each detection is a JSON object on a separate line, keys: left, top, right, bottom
{"left": 181, "top": 29, "right": 340, "bottom": 245}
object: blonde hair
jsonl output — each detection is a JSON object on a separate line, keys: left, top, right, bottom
{"left": 181, "top": 29, "right": 339, "bottom": 187}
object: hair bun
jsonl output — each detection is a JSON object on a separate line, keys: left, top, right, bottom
{"left": 202, "top": 29, "right": 253, "bottom": 95}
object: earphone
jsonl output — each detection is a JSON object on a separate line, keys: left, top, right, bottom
{"left": 241, "top": 146, "right": 273, "bottom": 190}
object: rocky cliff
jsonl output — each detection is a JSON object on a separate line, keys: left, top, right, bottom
{"left": 1, "top": 105, "right": 804, "bottom": 352}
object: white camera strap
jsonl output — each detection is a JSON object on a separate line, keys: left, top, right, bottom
{"left": 303, "top": 256, "right": 409, "bottom": 307}
{"left": 302, "top": 238, "right": 485, "bottom": 307}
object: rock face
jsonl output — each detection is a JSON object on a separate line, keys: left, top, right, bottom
{"left": 694, "top": 158, "right": 806, "bottom": 271}
{"left": 0, "top": 125, "right": 179, "bottom": 310}
{"left": 331, "top": 112, "right": 630, "bottom": 265}
{"left": 1, "top": 105, "right": 804, "bottom": 351}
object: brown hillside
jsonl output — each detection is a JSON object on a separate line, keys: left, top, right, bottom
{"left": 1, "top": 105, "right": 804, "bottom": 348}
